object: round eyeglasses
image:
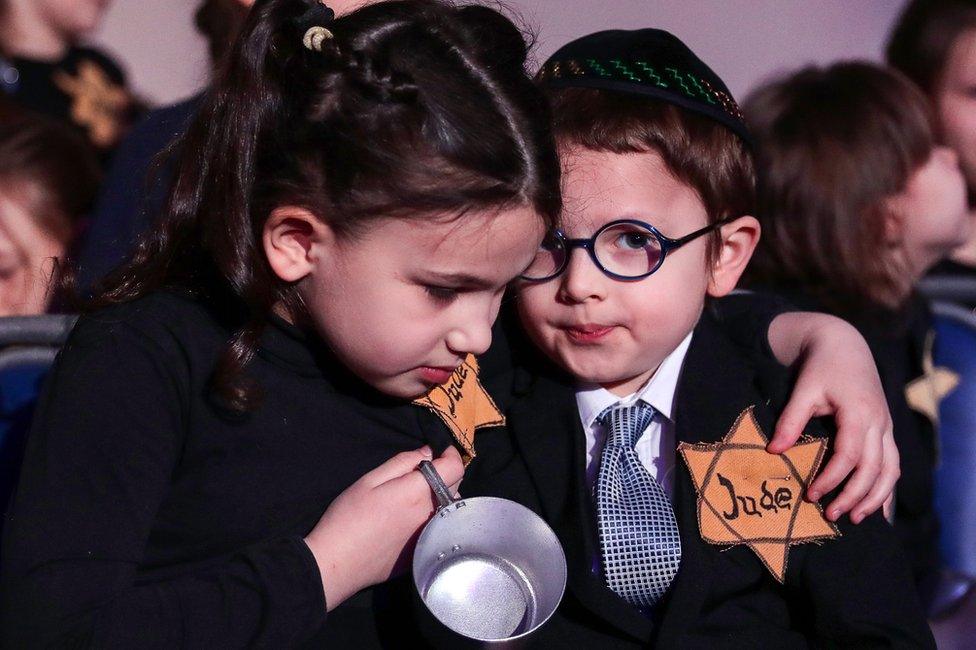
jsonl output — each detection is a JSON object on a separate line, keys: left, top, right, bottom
{"left": 519, "top": 217, "right": 736, "bottom": 282}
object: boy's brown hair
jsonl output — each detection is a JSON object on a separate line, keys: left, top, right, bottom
{"left": 743, "top": 62, "right": 935, "bottom": 314}
{"left": 544, "top": 86, "right": 755, "bottom": 262}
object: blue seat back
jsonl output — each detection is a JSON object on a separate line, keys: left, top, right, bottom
{"left": 0, "top": 316, "right": 76, "bottom": 545}
{"left": 932, "top": 302, "right": 976, "bottom": 578}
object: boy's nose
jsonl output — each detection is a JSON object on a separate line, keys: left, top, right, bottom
{"left": 557, "top": 249, "right": 607, "bottom": 304}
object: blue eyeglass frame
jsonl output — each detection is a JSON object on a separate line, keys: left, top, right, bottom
{"left": 520, "top": 216, "right": 737, "bottom": 282}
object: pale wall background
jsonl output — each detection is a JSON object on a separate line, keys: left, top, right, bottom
{"left": 90, "top": 0, "right": 905, "bottom": 107}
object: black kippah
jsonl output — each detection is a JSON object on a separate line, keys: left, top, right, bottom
{"left": 538, "top": 29, "right": 752, "bottom": 146}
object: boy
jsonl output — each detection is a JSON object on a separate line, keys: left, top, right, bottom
{"left": 466, "top": 30, "right": 934, "bottom": 647}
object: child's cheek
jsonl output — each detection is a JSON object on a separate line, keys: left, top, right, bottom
{"left": 514, "top": 286, "right": 554, "bottom": 334}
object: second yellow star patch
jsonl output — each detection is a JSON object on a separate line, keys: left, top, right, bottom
{"left": 53, "top": 60, "right": 131, "bottom": 148}
{"left": 905, "top": 331, "right": 959, "bottom": 427}
{"left": 413, "top": 355, "right": 504, "bottom": 465}
{"left": 678, "top": 407, "right": 840, "bottom": 582}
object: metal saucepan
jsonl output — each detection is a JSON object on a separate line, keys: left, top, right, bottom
{"left": 413, "top": 461, "right": 567, "bottom": 643}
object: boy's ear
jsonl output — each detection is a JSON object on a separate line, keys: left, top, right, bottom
{"left": 707, "top": 216, "right": 761, "bottom": 297}
{"left": 263, "top": 206, "right": 334, "bottom": 283}
{"left": 881, "top": 202, "right": 906, "bottom": 246}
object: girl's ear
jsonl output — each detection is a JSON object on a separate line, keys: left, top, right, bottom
{"left": 263, "top": 206, "right": 334, "bottom": 282}
{"left": 707, "top": 216, "right": 762, "bottom": 297}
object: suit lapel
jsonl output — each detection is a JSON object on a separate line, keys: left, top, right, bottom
{"left": 656, "top": 311, "right": 788, "bottom": 644}
{"left": 506, "top": 366, "right": 654, "bottom": 642}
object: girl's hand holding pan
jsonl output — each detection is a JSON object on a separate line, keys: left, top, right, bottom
{"left": 303, "top": 445, "right": 464, "bottom": 611}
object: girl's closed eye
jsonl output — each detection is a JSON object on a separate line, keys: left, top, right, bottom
{"left": 424, "top": 284, "right": 459, "bottom": 302}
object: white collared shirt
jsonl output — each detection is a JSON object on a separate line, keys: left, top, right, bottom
{"left": 576, "top": 332, "right": 693, "bottom": 575}
{"left": 576, "top": 331, "right": 694, "bottom": 500}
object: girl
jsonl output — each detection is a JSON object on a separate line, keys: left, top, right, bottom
{"left": 2, "top": 2, "right": 899, "bottom": 647}
{"left": 745, "top": 61, "right": 971, "bottom": 605}
{"left": 0, "top": 0, "right": 141, "bottom": 162}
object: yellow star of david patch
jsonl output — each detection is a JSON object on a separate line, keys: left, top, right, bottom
{"left": 412, "top": 354, "right": 504, "bottom": 465}
{"left": 678, "top": 407, "right": 840, "bottom": 582}
{"left": 905, "top": 331, "right": 959, "bottom": 426}
{"left": 53, "top": 60, "right": 131, "bottom": 148}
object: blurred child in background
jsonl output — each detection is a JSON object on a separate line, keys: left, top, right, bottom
{"left": 888, "top": 0, "right": 976, "bottom": 287}
{"left": 0, "top": 0, "right": 141, "bottom": 163}
{"left": 0, "top": 101, "right": 100, "bottom": 314}
{"left": 745, "top": 61, "right": 971, "bottom": 608}
{"left": 0, "top": 100, "right": 100, "bottom": 548}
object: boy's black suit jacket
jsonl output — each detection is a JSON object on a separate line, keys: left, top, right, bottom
{"left": 451, "top": 310, "right": 935, "bottom": 649}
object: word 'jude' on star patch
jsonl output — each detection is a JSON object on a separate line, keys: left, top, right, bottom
{"left": 412, "top": 355, "right": 504, "bottom": 465}
{"left": 677, "top": 407, "right": 839, "bottom": 583}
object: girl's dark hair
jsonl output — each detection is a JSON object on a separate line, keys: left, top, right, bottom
{"left": 744, "top": 62, "right": 935, "bottom": 315}
{"left": 95, "top": 0, "right": 561, "bottom": 410}
{"left": 886, "top": 0, "right": 976, "bottom": 96}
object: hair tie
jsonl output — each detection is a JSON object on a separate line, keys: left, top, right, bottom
{"left": 301, "top": 2, "right": 336, "bottom": 52}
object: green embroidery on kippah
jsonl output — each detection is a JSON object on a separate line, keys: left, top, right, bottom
{"left": 664, "top": 67, "right": 692, "bottom": 95}
{"left": 542, "top": 58, "right": 742, "bottom": 125}
{"left": 687, "top": 74, "right": 717, "bottom": 105}
{"left": 586, "top": 58, "right": 612, "bottom": 77}
{"left": 609, "top": 59, "right": 640, "bottom": 82}
{"left": 634, "top": 61, "right": 668, "bottom": 88}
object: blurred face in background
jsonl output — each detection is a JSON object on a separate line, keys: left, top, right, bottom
{"left": 886, "top": 145, "right": 971, "bottom": 275}
{"left": 32, "top": 0, "right": 112, "bottom": 38}
{"left": 936, "top": 28, "right": 976, "bottom": 201}
{"left": 0, "top": 184, "right": 71, "bottom": 316}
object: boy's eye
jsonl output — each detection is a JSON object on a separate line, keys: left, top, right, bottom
{"left": 424, "top": 285, "right": 459, "bottom": 302}
{"left": 615, "top": 231, "right": 651, "bottom": 250}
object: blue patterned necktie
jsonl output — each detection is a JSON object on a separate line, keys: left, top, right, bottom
{"left": 595, "top": 401, "right": 682, "bottom": 609}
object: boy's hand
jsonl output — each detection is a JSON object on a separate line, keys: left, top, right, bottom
{"left": 303, "top": 445, "right": 464, "bottom": 611}
{"left": 766, "top": 312, "right": 898, "bottom": 524}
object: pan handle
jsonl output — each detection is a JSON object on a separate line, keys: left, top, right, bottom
{"left": 418, "top": 460, "right": 457, "bottom": 510}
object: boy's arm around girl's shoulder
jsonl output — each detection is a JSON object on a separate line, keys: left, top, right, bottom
{"left": 0, "top": 296, "right": 328, "bottom": 649}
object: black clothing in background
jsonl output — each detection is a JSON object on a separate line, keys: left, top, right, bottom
{"left": 76, "top": 97, "right": 201, "bottom": 292}
{"left": 766, "top": 290, "right": 941, "bottom": 596}
{"left": 930, "top": 259, "right": 976, "bottom": 278}
{"left": 924, "top": 259, "right": 976, "bottom": 309}
{"left": 1, "top": 290, "right": 785, "bottom": 648}
{"left": 848, "top": 296, "right": 942, "bottom": 593}
{"left": 451, "top": 309, "right": 934, "bottom": 648}
{"left": 0, "top": 46, "right": 142, "bottom": 165}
